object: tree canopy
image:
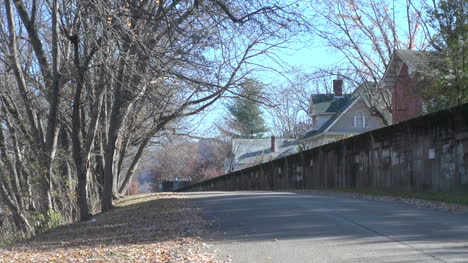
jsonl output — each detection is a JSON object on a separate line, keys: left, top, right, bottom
{"left": 420, "top": 0, "right": 467, "bottom": 112}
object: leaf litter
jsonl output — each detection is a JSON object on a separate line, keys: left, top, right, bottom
{"left": 0, "top": 193, "right": 218, "bottom": 262}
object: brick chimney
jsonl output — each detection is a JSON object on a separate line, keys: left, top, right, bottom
{"left": 333, "top": 79, "right": 343, "bottom": 98}
{"left": 271, "top": 136, "right": 276, "bottom": 152}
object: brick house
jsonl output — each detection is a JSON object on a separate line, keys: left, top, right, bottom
{"left": 382, "top": 49, "right": 434, "bottom": 123}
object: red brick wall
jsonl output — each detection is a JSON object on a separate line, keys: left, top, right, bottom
{"left": 392, "top": 64, "right": 423, "bottom": 123}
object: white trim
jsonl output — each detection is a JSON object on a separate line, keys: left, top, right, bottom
{"left": 382, "top": 50, "right": 412, "bottom": 82}
{"left": 323, "top": 99, "right": 359, "bottom": 133}
{"left": 301, "top": 130, "right": 360, "bottom": 144}
{"left": 301, "top": 133, "right": 324, "bottom": 144}
{"left": 309, "top": 112, "right": 336, "bottom": 117}
{"left": 300, "top": 99, "right": 359, "bottom": 143}
{"left": 381, "top": 52, "right": 405, "bottom": 90}
{"left": 353, "top": 111, "right": 367, "bottom": 128}
{"left": 381, "top": 52, "right": 396, "bottom": 83}
{"left": 323, "top": 132, "right": 359, "bottom": 135}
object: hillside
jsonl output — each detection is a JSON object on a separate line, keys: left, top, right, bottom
{"left": 0, "top": 194, "right": 216, "bottom": 263}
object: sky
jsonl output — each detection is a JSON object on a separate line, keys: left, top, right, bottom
{"left": 188, "top": 22, "right": 356, "bottom": 139}
{"left": 187, "top": 0, "right": 433, "bottom": 139}
{"left": 188, "top": 42, "right": 336, "bottom": 138}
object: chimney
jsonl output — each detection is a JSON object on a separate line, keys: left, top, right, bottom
{"left": 333, "top": 79, "right": 343, "bottom": 98}
{"left": 271, "top": 136, "right": 276, "bottom": 152}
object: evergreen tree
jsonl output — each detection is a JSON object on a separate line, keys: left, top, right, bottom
{"left": 227, "top": 79, "right": 269, "bottom": 138}
{"left": 421, "top": 0, "right": 467, "bottom": 112}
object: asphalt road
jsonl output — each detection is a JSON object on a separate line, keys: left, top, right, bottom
{"left": 186, "top": 191, "right": 468, "bottom": 263}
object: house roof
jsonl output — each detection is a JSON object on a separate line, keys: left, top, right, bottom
{"left": 382, "top": 49, "right": 437, "bottom": 88}
{"left": 352, "top": 81, "right": 378, "bottom": 96}
{"left": 302, "top": 95, "right": 356, "bottom": 140}
{"left": 310, "top": 94, "right": 353, "bottom": 114}
{"left": 232, "top": 138, "right": 297, "bottom": 168}
{"left": 395, "top": 49, "right": 434, "bottom": 69}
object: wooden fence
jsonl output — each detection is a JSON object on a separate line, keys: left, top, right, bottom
{"left": 181, "top": 104, "right": 468, "bottom": 193}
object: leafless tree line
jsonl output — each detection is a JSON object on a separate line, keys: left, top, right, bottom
{"left": 0, "top": 0, "right": 301, "bottom": 238}
{"left": 147, "top": 137, "right": 230, "bottom": 191}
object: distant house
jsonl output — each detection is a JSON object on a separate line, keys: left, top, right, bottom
{"left": 300, "top": 79, "right": 386, "bottom": 149}
{"left": 382, "top": 49, "right": 434, "bottom": 123}
{"left": 230, "top": 136, "right": 297, "bottom": 171}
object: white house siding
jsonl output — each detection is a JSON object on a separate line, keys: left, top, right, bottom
{"left": 302, "top": 99, "right": 386, "bottom": 150}
{"left": 327, "top": 100, "right": 385, "bottom": 133}
{"left": 302, "top": 134, "right": 325, "bottom": 149}
{"left": 314, "top": 114, "right": 334, "bottom": 130}
{"left": 303, "top": 134, "right": 354, "bottom": 150}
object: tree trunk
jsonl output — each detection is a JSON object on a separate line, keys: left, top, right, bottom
{"left": 102, "top": 116, "right": 123, "bottom": 211}
{"left": 70, "top": 29, "right": 92, "bottom": 220}
{"left": 102, "top": 55, "right": 133, "bottom": 211}
{"left": 76, "top": 168, "right": 91, "bottom": 220}
{"left": 102, "top": 93, "right": 128, "bottom": 211}
{"left": 0, "top": 181, "right": 33, "bottom": 235}
{"left": 118, "top": 137, "right": 150, "bottom": 195}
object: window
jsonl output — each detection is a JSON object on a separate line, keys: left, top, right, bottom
{"left": 353, "top": 112, "right": 368, "bottom": 128}
{"left": 313, "top": 116, "right": 318, "bottom": 128}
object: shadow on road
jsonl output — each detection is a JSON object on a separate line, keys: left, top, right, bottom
{"left": 186, "top": 191, "right": 468, "bottom": 261}
{"left": 7, "top": 191, "right": 468, "bottom": 262}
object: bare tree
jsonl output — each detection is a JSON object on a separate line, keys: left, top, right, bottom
{"left": 305, "top": 0, "right": 429, "bottom": 125}
{"left": 148, "top": 137, "right": 227, "bottom": 190}
{"left": 267, "top": 68, "right": 355, "bottom": 138}
{"left": 86, "top": 0, "right": 304, "bottom": 211}
{"left": 267, "top": 71, "right": 314, "bottom": 138}
{"left": 0, "top": 0, "right": 302, "bottom": 238}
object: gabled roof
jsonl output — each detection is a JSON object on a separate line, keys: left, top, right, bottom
{"left": 232, "top": 138, "right": 297, "bottom": 168}
{"left": 382, "top": 49, "right": 437, "bottom": 89}
{"left": 310, "top": 94, "right": 354, "bottom": 114}
{"left": 352, "top": 81, "right": 378, "bottom": 96}
{"left": 302, "top": 95, "right": 356, "bottom": 140}
{"left": 395, "top": 49, "right": 434, "bottom": 68}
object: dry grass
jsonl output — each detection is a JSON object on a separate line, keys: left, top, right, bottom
{"left": 335, "top": 188, "right": 468, "bottom": 206}
{"left": 0, "top": 193, "right": 216, "bottom": 263}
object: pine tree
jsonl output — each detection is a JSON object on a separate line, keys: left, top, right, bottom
{"left": 227, "top": 79, "right": 268, "bottom": 138}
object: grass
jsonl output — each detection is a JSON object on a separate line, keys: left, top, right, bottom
{"left": 334, "top": 188, "right": 468, "bottom": 206}
{"left": 0, "top": 222, "right": 28, "bottom": 247}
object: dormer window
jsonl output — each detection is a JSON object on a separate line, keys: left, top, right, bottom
{"left": 353, "top": 112, "right": 368, "bottom": 128}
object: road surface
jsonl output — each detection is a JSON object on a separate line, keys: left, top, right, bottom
{"left": 186, "top": 191, "right": 468, "bottom": 263}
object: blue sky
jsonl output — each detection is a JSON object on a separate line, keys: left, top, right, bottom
{"left": 188, "top": 0, "right": 433, "bottom": 138}
{"left": 189, "top": 42, "right": 336, "bottom": 138}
